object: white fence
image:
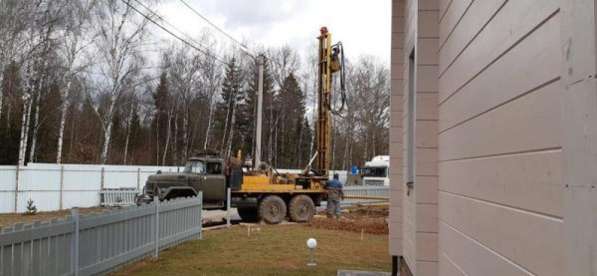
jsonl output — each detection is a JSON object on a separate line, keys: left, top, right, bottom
{"left": 0, "top": 163, "right": 181, "bottom": 213}
{"left": 0, "top": 195, "right": 202, "bottom": 276}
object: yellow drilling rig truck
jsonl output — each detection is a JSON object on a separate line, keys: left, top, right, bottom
{"left": 136, "top": 27, "right": 345, "bottom": 224}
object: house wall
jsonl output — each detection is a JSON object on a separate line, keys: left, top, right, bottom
{"left": 390, "top": 0, "right": 439, "bottom": 275}
{"left": 437, "top": 1, "right": 563, "bottom": 275}
{"left": 389, "top": 0, "right": 597, "bottom": 275}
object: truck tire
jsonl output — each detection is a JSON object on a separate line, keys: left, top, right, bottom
{"left": 259, "top": 195, "right": 287, "bottom": 224}
{"left": 237, "top": 207, "right": 258, "bottom": 222}
{"left": 288, "top": 195, "right": 315, "bottom": 222}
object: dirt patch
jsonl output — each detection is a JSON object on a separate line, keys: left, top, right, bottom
{"left": 0, "top": 207, "right": 110, "bottom": 228}
{"left": 309, "top": 205, "right": 389, "bottom": 235}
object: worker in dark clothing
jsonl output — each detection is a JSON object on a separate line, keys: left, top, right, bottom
{"left": 325, "top": 173, "right": 344, "bottom": 219}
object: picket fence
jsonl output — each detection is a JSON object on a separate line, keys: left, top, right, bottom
{"left": 0, "top": 195, "right": 202, "bottom": 276}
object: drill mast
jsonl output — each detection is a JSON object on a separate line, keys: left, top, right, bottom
{"left": 315, "top": 27, "right": 343, "bottom": 176}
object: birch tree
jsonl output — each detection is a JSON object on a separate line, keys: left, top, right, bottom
{"left": 56, "top": 0, "right": 97, "bottom": 164}
{"left": 166, "top": 45, "right": 202, "bottom": 161}
{"left": 91, "top": 0, "right": 149, "bottom": 164}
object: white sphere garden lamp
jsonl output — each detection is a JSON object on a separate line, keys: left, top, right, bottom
{"left": 307, "top": 238, "right": 317, "bottom": 266}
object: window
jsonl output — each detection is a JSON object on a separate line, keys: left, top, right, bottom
{"left": 406, "top": 49, "right": 416, "bottom": 192}
{"left": 184, "top": 161, "right": 205, "bottom": 174}
{"left": 206, "top": 162, "right": 223, "bottom": 175}
{"left": 362, "top": 167, "right": 388, "bottom": 177}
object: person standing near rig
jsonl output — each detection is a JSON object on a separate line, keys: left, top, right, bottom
{"left": 325, "top": 173, "right": 344, "bottom": 219}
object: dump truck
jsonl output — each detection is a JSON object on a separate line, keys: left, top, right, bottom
{"left": 136, "top": 27, "right": 345, "bottom": 224}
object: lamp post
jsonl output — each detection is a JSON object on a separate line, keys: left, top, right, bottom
{"left": 306, "top": 238, "right": 317, "bottom": 266}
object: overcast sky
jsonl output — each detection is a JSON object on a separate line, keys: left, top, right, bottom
{"left": 154, "top": 0, "right": 391, "bottom": 65}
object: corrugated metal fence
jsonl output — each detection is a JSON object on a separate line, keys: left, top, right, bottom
{"left": 0, "top": 195, "right": 202, "bottom": 276}
{"left": 343, "top": 185, "right": 389, "bottom": 199}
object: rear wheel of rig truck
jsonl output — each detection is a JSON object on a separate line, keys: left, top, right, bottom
{"left": 288, "top": 194, "right": 315, "bottom": 222}
{"left": 258, "top": 195, "right": 287, "bottom": 224}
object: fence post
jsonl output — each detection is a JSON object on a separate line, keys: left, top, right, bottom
{"left": 71, "top": 208, "right": 80, "bottom": 276}
{"left": 14, "top": 164, "right": 20, "bottom": 212}
{"left": 226, "top": 188, "right": 231, "bottom": 228}
{"left": 154, "top": 196, "right": 159, "bottom": 258}
{"left": 136, "top": 168, "right": 141, "bottom": 191}
{"left": 59, "top": 165, "right": 64, "bottom": 210}
{"left": 100, "top": 167, "right": 105, "bottom": 190}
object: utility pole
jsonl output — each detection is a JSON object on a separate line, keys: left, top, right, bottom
{"left": 254, "top": 54, "right": 265, "bottom": 168}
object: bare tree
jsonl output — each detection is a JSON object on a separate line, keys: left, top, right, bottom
{"left": 166, "top": 45, "right": 202, "bottom": 161}
{"left": 56, "top": 0, "right": 97, "bottom": 164}
{"left": 90, "top": 0, "right": 149, "bottom": 164}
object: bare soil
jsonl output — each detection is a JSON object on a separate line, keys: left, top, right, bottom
{"left": 309, "top": 205, "right": 389, "bottom": 235}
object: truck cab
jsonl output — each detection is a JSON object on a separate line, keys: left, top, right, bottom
{"left": 137, "top": 157, "right": 228, "bottom": 209}
{"left": 362, "top": 155, "right": 390, "bottom": 186}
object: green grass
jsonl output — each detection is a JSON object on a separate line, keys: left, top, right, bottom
{"left": 114, "top": 224, "right": 390, "bottom": 276}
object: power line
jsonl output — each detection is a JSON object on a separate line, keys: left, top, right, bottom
{"left": 121, "top": 0, "right": 227, "bottom": 65}
{"left": 178, "top": 0, "right": 255, "bottom": 58}
{"left": 131, "top": 0, "right": 213, "bottom": 54}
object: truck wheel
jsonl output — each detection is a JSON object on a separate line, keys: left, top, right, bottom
{"left": 237, "top": 207, "right": 258, "bottom": 222}
{"left": 288, "top": 195, "right": 315, "bottom": 222}
{"left": 259, "top": 195, "right": 287, "bottom": 224}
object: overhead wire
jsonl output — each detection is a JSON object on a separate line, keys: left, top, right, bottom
{"left": 121, "top": 0, "right": 227, "bottom": 65}
{"left": 131, "top": 0, "right": 211, "bottom": 52}
{"left": 177, "top": 0, "right": 255, "bottom": 58}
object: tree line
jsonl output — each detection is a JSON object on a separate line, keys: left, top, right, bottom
{"left": 0, "top": 0, "right": 389, "bottom": 170}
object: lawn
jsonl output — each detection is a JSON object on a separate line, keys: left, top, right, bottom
{"left": 114, "top": 224, "right": 391, "bottom": 276}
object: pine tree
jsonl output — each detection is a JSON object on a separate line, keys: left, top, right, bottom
{"left": 275, "top": 73, "right": 306, "bottom": 168}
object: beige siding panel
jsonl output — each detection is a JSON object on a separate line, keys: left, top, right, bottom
{"left": 438, "top": 253, "right": 466, "bottom": 276}
{"left": 415, "top": 176, "right": 438, "bottom": 204}
{"left": 439, "top": 149, "right": 563, "bottom": 218}
{"left": 417, "top": 232, "right": 438, "bottom": 261}
{"left": 438, "top": 0, "right": 473, "bottom": 49}
{"left": 439, "top": 13, "right": 561, "bottom": 132}
{"left": 390, "top": 128, "right": 402, "bottom": 143}
{"left": 438, "top": 0, "right": 505, "bottom": 74}
{"left": 439, "top": 192, "right": 564, "bottom": 276}
{"left": 416, "top": 203, "right": 438, "bottom": 233}
{"left": 419, "top": 0, "right": 439, "bottom": 11}
{"left": 439, "top": 0, "right": 452, "bottom": 21}
{"left": 392, "top": 79, "right": 404, "bottom": 96}
{"left": 418, "top": 40, "right": 439, "bottom": 65}
{"left": 392, "top": 32, "right": 404, "bottom": 51}
{"left": 417, "top": 93, "right": 439, "bottom": 120}
{"left": 390, "top": 237, "right": 403, "bottom": 255}
{"left": 392, "top": 64, "right": 405, "bottom": 80}
{"left": 417, "top": 261, "right": 439, "bottom": 276}
{"left": 415, "top": 121, "right": 438, "bottom": 148}
{"left": 416, "top": 148, "right": 438, "bottom": 176}
{"left": 439, "top": 0, "right": 559, "bottom": 103}
{"left": 390, "top": 207, "right": 402, "bottom": 224}
{"left": 391, "top": 110, "right": 403, "bottom": 128}
{"left": 391, "top": 94, "right": 404, "bottom": 112}
{"left": 439, "top": 222, "right": 533, "bottom": 276}
{"left": 418, "top": 10, "right": 439, "bottom": 38}
{"left": 390, "top": 220, "right": 402, "bottom": 238}
{"left": 438, "top": 80, "right": 561, "bottom": 161}
{"left": 417, "top": 65, "right": 439, "bottom": 92}
{"left": 390, "top": 139, "right": 402, "bottom": 157}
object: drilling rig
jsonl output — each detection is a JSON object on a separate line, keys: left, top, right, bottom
{"left": 137, "top": 27, "right": 345, "bottom": 224}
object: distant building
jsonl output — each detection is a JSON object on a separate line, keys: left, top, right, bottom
{"left": 389, "top": 1, "right": 596, "bottom": 275}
